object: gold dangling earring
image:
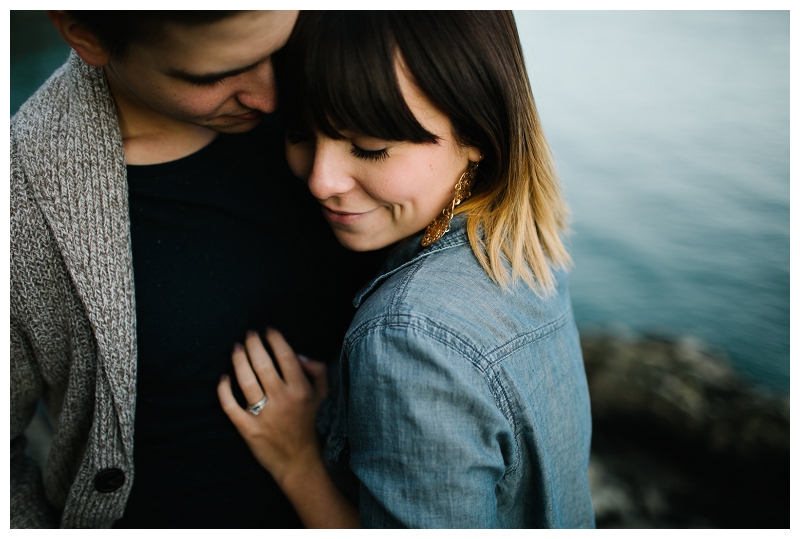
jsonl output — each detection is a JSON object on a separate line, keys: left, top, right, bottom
{"left": 421, "top": 159, "right": 480, "bottom": 247}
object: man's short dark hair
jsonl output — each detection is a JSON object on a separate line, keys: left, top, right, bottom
{"left": 67, "top": 11, "right": 242, "bottom": 59}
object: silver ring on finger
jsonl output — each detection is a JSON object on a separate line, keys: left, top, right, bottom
{"left": 247, "top": 395, "right": 268, "bottom": 416}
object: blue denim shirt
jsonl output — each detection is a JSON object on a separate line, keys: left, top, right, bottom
{"left": 321, "top": 216, "right": 594, "bottom": 528}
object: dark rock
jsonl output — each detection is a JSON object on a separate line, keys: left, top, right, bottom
{"left": 582, "top": 332, "right": 789, "bottom": 528}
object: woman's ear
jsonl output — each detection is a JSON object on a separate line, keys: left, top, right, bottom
{"left": 47, "top": 10, "right": 111, "bottom": 68}
{"left": 467, "top": 146, "right": 483, "bottom": 163}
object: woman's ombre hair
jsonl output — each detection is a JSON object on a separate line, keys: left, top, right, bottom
{"left": 275, "top": 11, "right": 571, "bottom": 294}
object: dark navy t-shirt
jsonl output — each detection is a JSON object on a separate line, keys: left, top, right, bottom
{"left": 114, "top": 117, "right": 381, "bottom": 528}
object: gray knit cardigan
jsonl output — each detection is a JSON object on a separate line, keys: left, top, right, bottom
{"left": 11, "top": 52, "right": 137, "bottom": 528}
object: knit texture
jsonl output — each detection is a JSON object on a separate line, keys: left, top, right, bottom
{"left": 11, "top": 52, "right": 137, "bottom": 528}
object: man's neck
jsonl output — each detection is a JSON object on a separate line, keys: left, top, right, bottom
{"left": 105, "top": 68, "right": 218, "bottom": 166}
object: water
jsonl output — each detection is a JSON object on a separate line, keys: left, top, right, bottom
{"left": 10, "top": 11, "right": 72, "bottom": 115}
{"left": 10, "top": 11, "right": 789, "bottom": 392}
{"left": 515, "top": 11, "right": 789, "bottom": 392}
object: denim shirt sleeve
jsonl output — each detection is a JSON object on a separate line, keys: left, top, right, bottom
{"left": 345, "top": 319, "right": 512, "bottom": 528}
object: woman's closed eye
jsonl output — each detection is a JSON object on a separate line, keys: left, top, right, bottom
{"left": 349, "top": 144, "right": 389, "bottom": 161}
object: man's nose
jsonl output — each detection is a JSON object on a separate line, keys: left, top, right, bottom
{"left": 235, "top": 60, "right": 277, "bottom": 114}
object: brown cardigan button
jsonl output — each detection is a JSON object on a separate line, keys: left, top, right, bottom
{"left": 94, "top": 468, "right": 125, "bottom": 493}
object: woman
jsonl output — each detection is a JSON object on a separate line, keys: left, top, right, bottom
{"left": 217, "top": 11, "right": 594, "bottom": 528}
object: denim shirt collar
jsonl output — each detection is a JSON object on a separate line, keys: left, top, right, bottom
{"left": 353, "top": 215, "right": 470, "bottom": 308}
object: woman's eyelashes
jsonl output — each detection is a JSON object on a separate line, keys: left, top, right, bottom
{"left": 349, "top": 144, "right": 389, "bottom": 161}
{"left": 285, "top": 132, "right": 389, "bottom": 161}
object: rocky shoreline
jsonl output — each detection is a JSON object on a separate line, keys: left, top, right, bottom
{"left": 582, "top": 332, "right": 789, "bottom": 528}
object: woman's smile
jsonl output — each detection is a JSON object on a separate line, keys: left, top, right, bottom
{"left": 320, "top": 204, "right": 380, "bottom": 225}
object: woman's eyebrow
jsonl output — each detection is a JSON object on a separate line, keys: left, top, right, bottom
{"left": 167, "top": 61, "right": 261, "bottom": 84}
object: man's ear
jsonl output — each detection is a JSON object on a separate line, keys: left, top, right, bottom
{"left": 47, "top": 10, "right": 111, "bottom": 67}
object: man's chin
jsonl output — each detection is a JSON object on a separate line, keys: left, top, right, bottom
{"left": 207, "top": 117, "right": 263, "bottom": 134}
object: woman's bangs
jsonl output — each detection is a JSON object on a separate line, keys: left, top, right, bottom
{"left": 288, "top": 12, "right": 437, "bottom": 144}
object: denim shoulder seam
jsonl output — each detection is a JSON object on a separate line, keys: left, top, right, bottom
{"left": 344, "top": 311, "right": 485, "bottom": 371}
{"left": 484, "top": 308, "right": 573, "bottom": 368}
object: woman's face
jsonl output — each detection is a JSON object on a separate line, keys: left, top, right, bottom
{"left": 285, "top": 63, "right": 482, "bottom": 251}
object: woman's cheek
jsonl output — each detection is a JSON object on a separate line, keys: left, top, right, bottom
{"left": 285, "top": 139, "right": 314, "bottom": 180}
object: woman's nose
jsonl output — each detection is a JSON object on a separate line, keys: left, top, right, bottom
{"left": 306, "top": 141, "right": 355, "bottom": 200}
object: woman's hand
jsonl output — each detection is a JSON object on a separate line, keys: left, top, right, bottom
{"left": 218, "top": 328, "right": 358, "bottom": 528}
{"left": 217, "top": 327, "right": 328, "bottom": 487}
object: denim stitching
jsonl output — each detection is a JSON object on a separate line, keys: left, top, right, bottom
{"left": 353, "top": 233, "right": 469, "bottom": 308}
{"left": 344, "top": 313, "right": 484, "bottom": 370}
{"left": 388, "top": 262, "right": 422, "bottom": 314}
{"left": 485, "top": 366, "right": 522, "bottom": 474}
{"left": 484, "top": 309, "right": 572, "bottom": 367}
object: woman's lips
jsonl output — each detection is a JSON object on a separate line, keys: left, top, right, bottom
{"left": 320, "top": 205, "right": 376, "bottom": 225}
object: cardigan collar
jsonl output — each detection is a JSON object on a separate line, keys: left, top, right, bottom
{"left": 16, "top": 52, "right": 137, "bottom": 454}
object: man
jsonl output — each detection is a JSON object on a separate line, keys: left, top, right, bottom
{"left": 11, "top": 11, "right": 377, "bottom": 528}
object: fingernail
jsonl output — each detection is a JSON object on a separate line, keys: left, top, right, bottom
{"left": 233, "top": 343, "right": 244, "bottom": 352}
{"left": 220, "top": 374, "right": 229, "bottom": 382}
{"left": 246, "top": 330, "right": 257, "bottom": 338}
{"left": 298, "top": 354, "right": 310, "bottom": 363}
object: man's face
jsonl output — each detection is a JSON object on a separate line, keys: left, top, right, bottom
{"left": 104, "top": 11, "right": 298, "bottom": 134}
